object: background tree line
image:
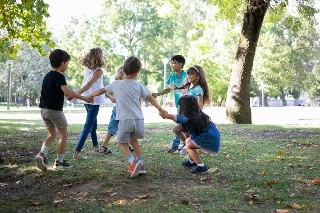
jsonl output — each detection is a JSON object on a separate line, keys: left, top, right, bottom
{"left": 0, "top": 0, "right": 319, "bottom": 123}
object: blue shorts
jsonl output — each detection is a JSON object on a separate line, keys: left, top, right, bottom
{"left": 191, "top": 123, "right": 220, "bottom": 153}
{"left": 107, "top": 106, "right": 119, "bottom": 135}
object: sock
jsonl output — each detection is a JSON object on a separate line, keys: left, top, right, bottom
{"left": 57, "top": 154, "right": 65, "bottom": 163}
{"left": 198, "top": 163, "right": 204, "bottom": 167}
{"left": 127, "top": 155, "right": 135, "bottom": 164}
{"left": 136, "top": 157, "right": 143, "bottom": 162}
{"left": 40, "top": 145, "right": 49, "bottom": 157}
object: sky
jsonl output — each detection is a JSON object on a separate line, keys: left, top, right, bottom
{"left": 45, "top": 0, "right": 319, "bottom": 38}
{"left": 45, "top": 0, "right": 104, "bottom": 36}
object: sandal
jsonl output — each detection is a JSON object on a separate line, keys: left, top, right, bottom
{"left": 100, "top": 146, "right": 112, "bottom": 154}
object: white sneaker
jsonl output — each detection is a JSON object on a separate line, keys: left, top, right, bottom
{"left": 179, "top": 146, "right": 187, "bottom": 155}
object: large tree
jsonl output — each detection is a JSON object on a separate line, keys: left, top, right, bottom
{"left": 210, "top": 0, "right": 318, "bottom": 124}
{"left": 0, "top": 0, "right": 54, "bottom": 60}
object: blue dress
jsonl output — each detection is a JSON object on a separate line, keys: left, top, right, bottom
{"left": 176, "top": 115, "right": 220, "bottom": 153}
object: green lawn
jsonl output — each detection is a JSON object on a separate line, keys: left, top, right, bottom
{"left": 0, "top": 111, "right": 319, "bottom": 212}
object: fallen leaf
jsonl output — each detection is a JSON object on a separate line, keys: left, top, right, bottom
{"left": 138, "top": 194, "right": 149, "bottom": 199}
{"left": 311, "top": 178, "right": 320, "bottom": 185}
{"left": 288, "top": 203, "right": 304, "bottom": 209}
{"left": 102, "top": 188, "right": 110, "bottom": 194}
{"left": 247, "top": 200, "right": 254, "bottom": 205}
{"left": 53, "top": 199, "right": 63, "bottom": 204}
{"left": 30, "top": 201, "right": 42, "bottom": 206}
{"left": 277, "top": 150, "right": 286, "bottom": 155}
{"left": 113, "top": 199, "right": 126, "bottom": 206}
{"left": 274, "top": 209, "right": 291, "bottom": 213}
{"left": 259, "top": 171, "right": 268, "bottom": 176}
{"left": 111, "top": 192, "right": 118, "bottom": 196}
{"left": 63, "top": 183, "right": 72, "bottom": 187}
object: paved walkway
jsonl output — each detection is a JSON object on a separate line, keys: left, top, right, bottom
{"left": 1, "top": 106, "right": 320, "bottom": 127}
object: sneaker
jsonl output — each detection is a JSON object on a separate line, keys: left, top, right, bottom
{"left": 168, "top": 148, "right": 179, "bottom": 154}
{"left": 34, "top": 153, "right": 48, "bottom": 171}
{"left": 179, "top": 146, "right": 187, "bottom": 155}
{"left": 128, "top": 161, "right": 142, "bottom": 177}
{"left": 129, "top": 146, "right": 134, "bottom": 152}
{"left": 181, "top": 160, "right": 197, "bottom": 167}
{"left": 100, "top": 146, "right": 112, "bottom": 154}
{"left": 53, "top": 159, "right": 73, "bottom": 169}
{"left": 139, "top": 162, "right": 146, "bottom": 174}
{"left": 191, "top": 165, "right": 208, "bottom": 174}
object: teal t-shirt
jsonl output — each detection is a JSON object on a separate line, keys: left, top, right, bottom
{"left": 187, "top": 85, "right": 203, "bottom": 98}
{"left": 166, "top": 70, "right": 187, "bottom": 108}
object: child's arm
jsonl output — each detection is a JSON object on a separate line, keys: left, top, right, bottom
{"left": 88, "top": 88, "right": 107, "bottom": 101}
{"left": 61, "top": 85, "right": 91, "bottom": 103}
{"left": 77, "top": 69, "right": 103, "bottom": 95}
{"left": 146, "top": 94, "right": 166, "bottom": 113}
{"left": 152, "top": 87, "right": 172, "bottom": 98}
{"left": 105, "top": 92, "right": 116, "bottom": 103}
{"left": 197, "top": 95, "right": 204, "bottom": 109}
{"left": 159, "top": 111, "right": 177, "bottom": 122}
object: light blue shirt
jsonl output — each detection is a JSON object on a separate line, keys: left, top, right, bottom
{"left": 166, "top": 70, "right": 187, "bottom": 108}
{"left": 187, "top": 85, "right": 203, "bottom": 98}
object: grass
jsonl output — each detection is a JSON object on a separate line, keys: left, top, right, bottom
{"left": 0, "top": 111, "right": 319, "bottom": 212}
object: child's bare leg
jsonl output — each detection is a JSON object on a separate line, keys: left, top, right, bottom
{"left": 185, "top": 139, "right": 202, "bottom": 164}
{"left": 57, "top": 127, "right": 67, "bottom": 154}
{"left": 43, "top": 127, "right": 57, "bottom": 147}
{"left": 119, "top": 143, "right": 131, "bottom": 157}
{"left": 130, "top": 139, "right": 141, "bottom": 158}
{"left": 173, "top": 125, "right": 186, "bottom": 145}
{"left": 102, "top": 132, "right": 112, "bottom": 147}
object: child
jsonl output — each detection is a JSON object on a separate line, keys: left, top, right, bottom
{"left": 89, "top": 56, "right": 166, "bottom": 177}
{"left": 160, "top": 95, "right": 220, "bottom": 174}
{"left": 152, "top": 55, "right": 187, "bottom": 153}
{"left": 174, "top": 65, "right": 209, "bottom": 154}
{"left": 34, "top": 49, "right": 91, "bottom": 171}
{"left": 99, "top": 66, "right": 134, "bottom": 154}
{"left": 73, "top": 47, "right": 106, "bottom": 159}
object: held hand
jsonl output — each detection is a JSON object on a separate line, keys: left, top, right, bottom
{"left": 151, "top": 93, "right": 158, "bottom": 98}
{"left": 159, "top": 110, "right": 169, "bottom": 119}
{"left": 67, "top": 96, "right": 73, "bottom": 101}
{"left": 111, "top": 96, "right": 116, "bottom": 103}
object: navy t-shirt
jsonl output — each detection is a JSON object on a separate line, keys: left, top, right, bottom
{"left": 39, "top": 71, "right": 67, "bottom": 111}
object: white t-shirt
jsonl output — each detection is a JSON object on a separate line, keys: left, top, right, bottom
{"left": 80, "top": 67, "right": 105, "bottom": 105}
{"left": 105, "top": 79, "right": 150, "bottom": 120}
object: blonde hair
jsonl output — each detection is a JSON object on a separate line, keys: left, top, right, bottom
{"left": 115, "top": 66, "right": 124, "bottom": 80}
{"left": 80, "top": 47, "right": 106, "bottom": 70}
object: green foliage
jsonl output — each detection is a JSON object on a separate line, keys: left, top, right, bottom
{"left": 0, "top": 0, "right": 55, "bottom": 59}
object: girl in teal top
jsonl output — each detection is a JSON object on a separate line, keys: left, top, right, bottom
{"left": 174, "top": 65, "right": 210, "bottom": 153}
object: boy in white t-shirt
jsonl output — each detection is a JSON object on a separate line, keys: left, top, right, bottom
{"left": 89, "top": 56, "right": 166, "bottom": 177}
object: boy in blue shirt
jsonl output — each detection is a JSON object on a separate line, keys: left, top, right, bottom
{"left": 152, "top": 55, "right": 187, "bottom": 153}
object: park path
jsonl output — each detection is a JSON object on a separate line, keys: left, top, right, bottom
{"left": 1, "top": 106, "right": 320, "bottom": 127}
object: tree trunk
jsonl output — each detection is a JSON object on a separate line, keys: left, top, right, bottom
{"left": 279, "top": 88, "right": 287, "bottom": 106}
{"left": 226, "top": 1, "right": 269, "bottom": 124}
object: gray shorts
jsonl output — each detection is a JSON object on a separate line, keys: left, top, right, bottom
{"left": 40, "top": 108, "right": 68, "bottom": 129}
{"left": 117, "top": 119, "right": 144, "bottom": 143}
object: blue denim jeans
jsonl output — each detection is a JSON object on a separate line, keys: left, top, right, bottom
{"left": 75, "top": 104, "right": 100, "bottom": 152}
{"left": 171, "top": 134, "right": 181, "bottom": 150}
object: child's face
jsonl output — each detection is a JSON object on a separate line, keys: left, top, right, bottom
{"left": 187, "top": 71, "right": 199, "bottom": 84}
{"left": 170, "top": 60, "right": 183, "bottom": 72}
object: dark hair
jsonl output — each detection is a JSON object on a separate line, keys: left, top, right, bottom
{"left": 187, "top": 65, "right": 210, "bottom": 104}
{"left": 171, "top": 55, "right": 185, "bottom": 68}
{"left": 123, "top": 56, "right": 142, "bottom": 75}
{"left": 178, "top": 95, "right": 211, "bottom": 132}
{"left": 49, "top": 49, "right": 70, "bottom": 68}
